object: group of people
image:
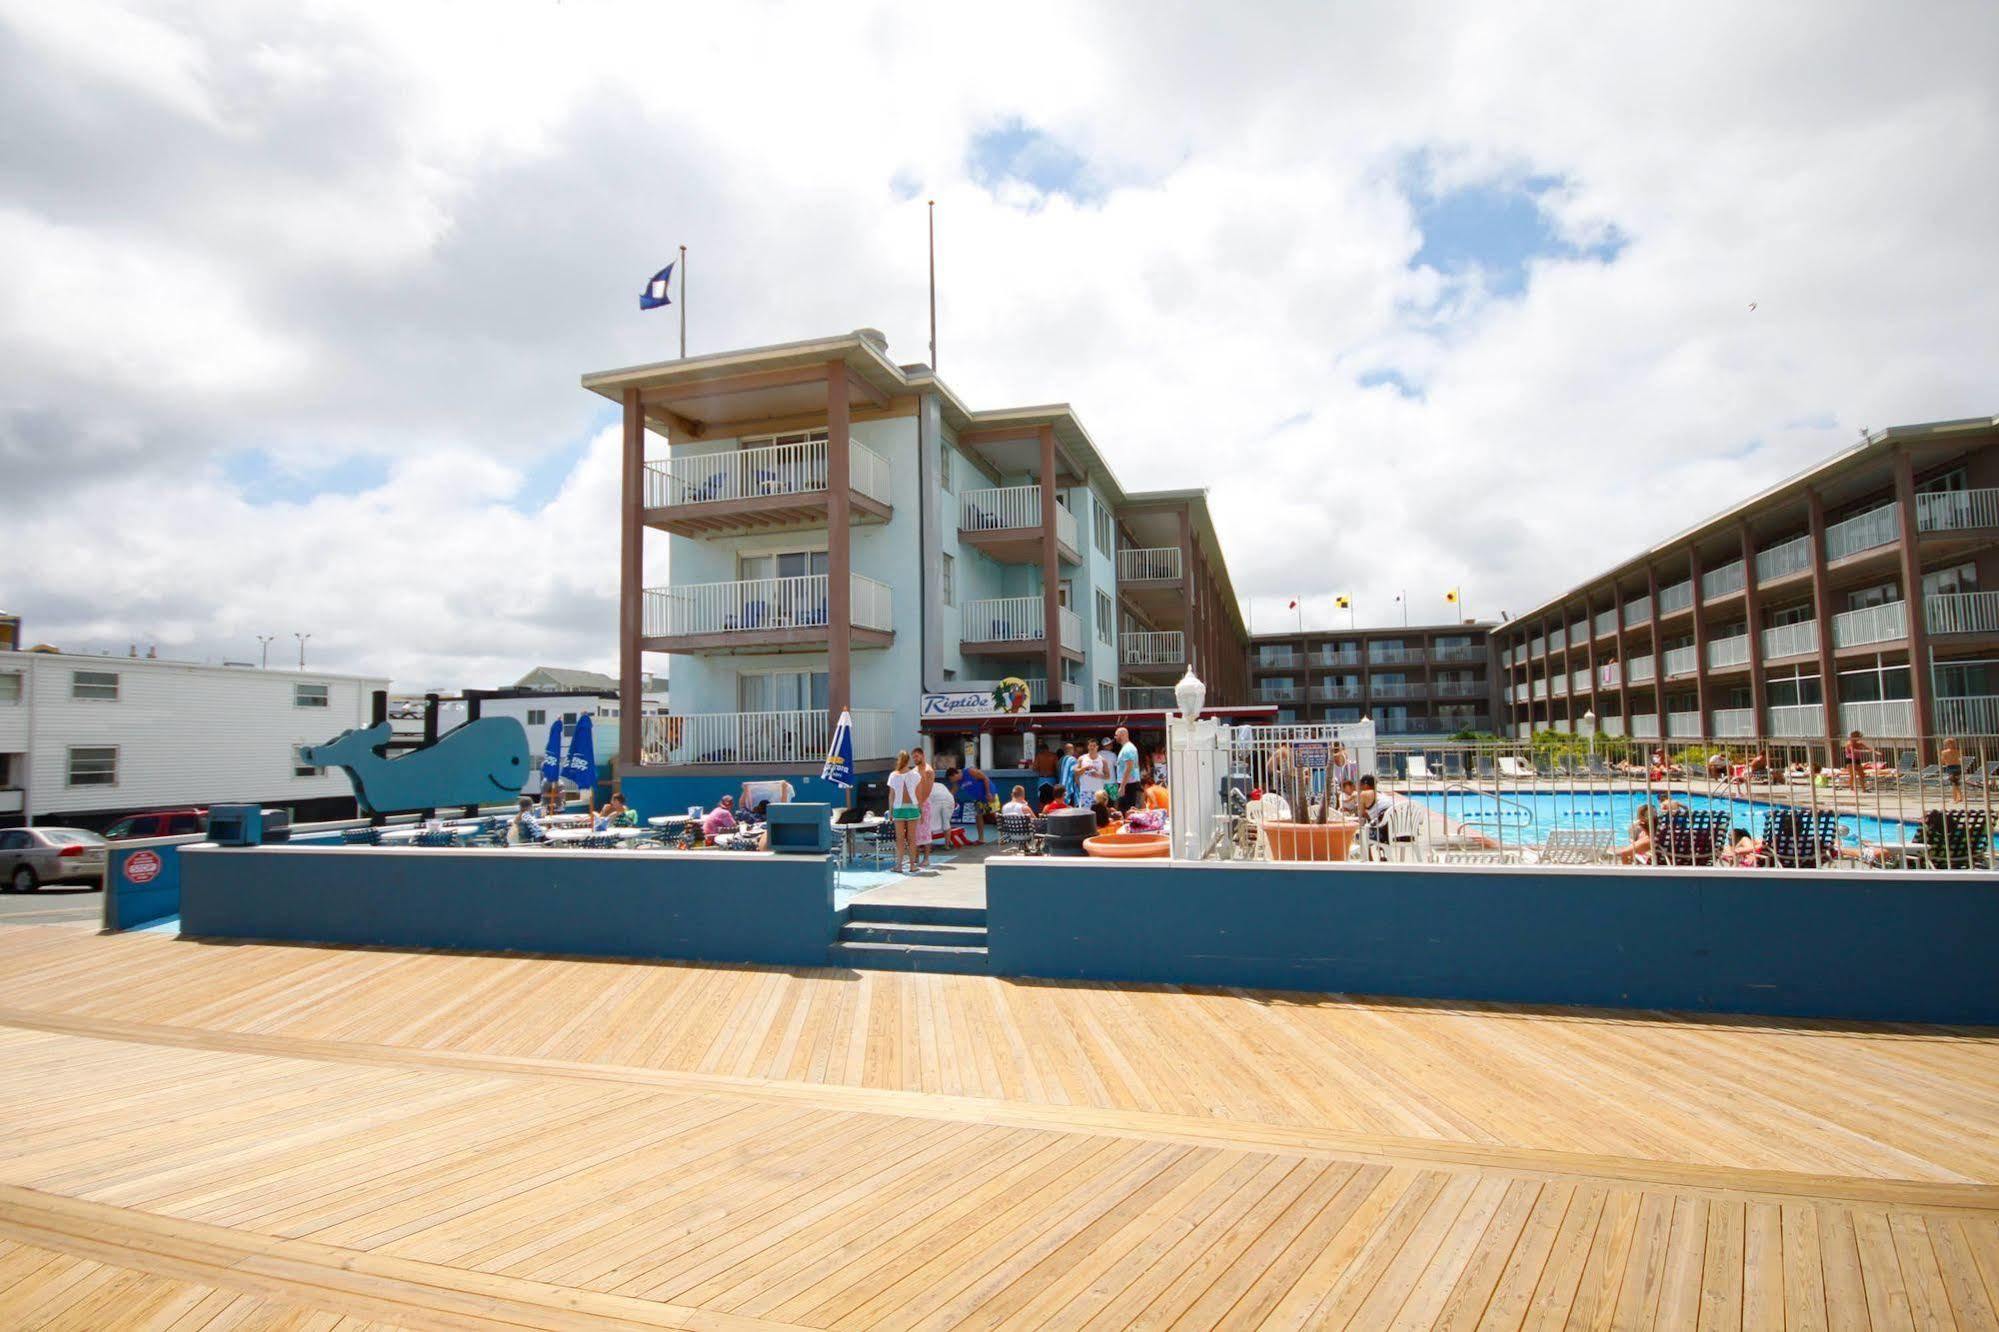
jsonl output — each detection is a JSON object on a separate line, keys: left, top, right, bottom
{"left": 885, "top": 747, "right": 966, "bottom": 874}
{"left": 1026, "top": 727, "right": 1158, "bottom": 815}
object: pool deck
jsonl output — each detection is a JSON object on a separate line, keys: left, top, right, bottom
{"left": 1, "top": 921, "right": 1997, "bottom": 1327}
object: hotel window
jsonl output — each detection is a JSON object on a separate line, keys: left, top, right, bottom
{"left": 1095, "top": 591, "right": 1113, "bottom": 645}
{"left": 71, "top": 670, "right": 119, "bottom": 701}
{"left": 1093, "top": 498, "right": 1114, "bottom": 553}
{"left": 67, "top": 746, "right": 117, "bottom": 787}
{"left": 0, "top": 672, "right": 19, "bottom": 704}
{"left": 939, "top": 440, "right": 952, "bottom": 492}
{"left": 1846, "top": 580, "right": 1900, "bottom": 612}
{"left": 738, "top": 671, "right": 828, "bottom": 713}
{"left": 942, "top": 553, "right": 955, "bottom": 607}
{"left": 737, "top": 549, "right": 829, "bottom": 581}
{"left": 1922, "top": 562, "right": 1979, "bottom": 597}
{"left": 1098, "top": 682, "right": 1116, "bottom": 709}
{"left": 561, "top": 712, "right": 579, "bottom": 725}
{"left": 526, "top": 709, "right": 546, "bottom": 726}
{"left": 294, "top": 683, "right": 329, "bottom": 708}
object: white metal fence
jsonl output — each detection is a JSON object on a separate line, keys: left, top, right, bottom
{"left": 1755, "top": 534, "right": 1812, "bottom": 583}
{"left": 1831, "top": 600, "right": 1907, "bottom": 648}
{"left": 1824, "top": 502, "right": 1899, "bottom": 561}
{"left": 1927, "top": 591, "right": 1999, "bottom": 636}
{"left": 1706, "top": 634, "right": 1751, "bottom": 670}
{"left": 1118, "top": 546, "right": 1183, "bottom": 581}
{"left": 1701, "top": 560, "right": 1746, "bottom": 600}
{"left": 638, "top": 708, "right": 895, "bottom": 766}
{"left": 1658, "top": 580, "right": 1695, "bottom": 615}
{"left": 1915, "top": 487, "right": 1999, "bottom": 533}
{"left": 963, "top": 596, "right": 1081, "bottom": 648}
{"left": 643, "top": 573, "right": 891, "bottom": 638}
{"left": 1761, "top": 621, "right": 1818, "bottom": 659}
{"left": 1122, "top": 630, "right": 1186, "bottom": 667}
{"left": 644, "top": 440, "right": 891, "bottom": 509}
{"left": 959, "top": 484, "right": 1042, "bottom": 532}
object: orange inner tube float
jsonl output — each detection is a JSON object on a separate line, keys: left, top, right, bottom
{"left": 1083, "top": 831, "right": 1170, "bottom": 858}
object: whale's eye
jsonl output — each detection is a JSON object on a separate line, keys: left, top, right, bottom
{"left": 511, "top": 756, "right": 520, "bottom": 765}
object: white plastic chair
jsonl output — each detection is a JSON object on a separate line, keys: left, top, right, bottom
{"left": 1405, "top": 755, "right": 1432, "bottom": 782}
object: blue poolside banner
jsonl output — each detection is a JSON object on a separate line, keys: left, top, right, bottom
{"left": 639, "top": 262, "right": 675, "bottom": 310}
{"left": 562, "top": 714, "right": 596, "bottom": 791}
{"left": 821, "top": 710, "right": 855, "bottom": 789}
{"left": 541, "top": 719, "right": 563, "bottom": 787}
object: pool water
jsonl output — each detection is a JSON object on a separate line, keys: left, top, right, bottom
{"left": 1409, "top": 788, "right": 1919, "bottom": 848}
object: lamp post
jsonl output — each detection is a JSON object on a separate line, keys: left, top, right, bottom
{"left": 256, "top": 635, "right": 276, "bottom": 669}
{"left": 293, "top": 632, "right": 312, "bottom": 669}
{"left": 1582, "top": 708, "right": 1598, "bottom": 767}
{"left": 1167, "top": 667, "right": 1216, "bottom": 861}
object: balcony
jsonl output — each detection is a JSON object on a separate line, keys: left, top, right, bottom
{"left": 1766, "top": 703, "right": 1825, "bottom": 738}
{"left": 1571, "top": 668, "right": 1591, "bottom": 692}
{"left": 1119, "top": 686, "right": 1176, "bottom": 710}
{"left": 1623, "top": 596, "right": 1652, "bottom": 628}
{"left": 1628, "top": 654, "right": 1656, "bottom": 684}
{"left": 1117, "top": 546, "right": 1183, "bottom": 583}
{"left": 1593, "top": 609, "right": 1617, "bottom": 638}
{"left": 1666, "top": 710, "right": 1703, "bottom": 739}
{"left": 1824, "top": 503, "right": 1899, "bottom": 562}
{"left": 1369, "top": 681, "right": 1423, "bottom": 699}
{"left": 1657, "top": 580, "right": 1695, "bottom": 617}
{"left": 1711, "top": 708, "right": 1756, "bottom": 738}
{"left": 1532, "top": 679, "right": 1549, "bottom": 700}
{"left": 643, "top": 440, "right": 891, "bottom": 536}
{"left": 1760, "top": 621, "right": 1819, "bottom": 660}
{"left": 1598, "top": 660, "right": 1623, "bottom": 688}
{"left": 1756, "top": 535, "right": 1812, "bottom": 584}
{"left": 961, "top": 596, "right": 1083, "bottom": 656}
{"left": 1550, "top": 675, "right": 1568, "bottom": 696}
{"left": 1706, "top": 634, "right": 1751, "bottom": 671}
{"left": 1915, "top": 487, "right": 1999, "bottom": 534}
{"left": 1256, "top": 684, "right": 1299, "bottom": 703}
{"left": 1598, "top": 716, "right": 1625, "bottom": 737}
{"left": 1925, "top": 591, "right": 1999, "bottom": 636}
{"left": 642, "top": 573, "right": 893, "bottom": 653}
{"left": 1530, "top": 635, "right": 1546, "bottom": 657}
{"left": 640, "top": 708, "right": 894, "bottom": 767}
{"left": 1435, "top": 680, "right": 1488, "bottom": 699}
{"left": 958, "top": 486, "right": 1081, "bottom": 564}
{"left": 1368, "top": 647, "right": 1427, "bottom": 666}
{"left": 1122, "top": 630, "right": 1187, "bottom": 671}
{"left": 1630, "top": 713, "right": 1660, "bottom": 739}
{"left": 1312, "top": 649, "right": 1363, "bottom": 667}
{"left": 1257, "top": 651, "right": 1303, "bottom": 670}
{"left": 1433, "top": 644, "right": 1486, "bottom": 664}
{"left": 1662, "top": 645, "right": 1699, "bottom": 678}
{"left": 1701, "top": 560, "right": 1746, "bottom": 601}
{"left": 1831, "top": 600, "right": 1907, "bottom": 649}
{"left": 1567, "top": 622, "right": 1588, "bottom": 648}
{"left": 1314, "top": 682, "right": 1363, "bottom": 701}
{"left": 1840, "top": 699, "right": 1916, "bottom": 737}
{"left": 1547, "top": 628, "right": 1567, "bottom": 652}
{"left": 1936, "top": 696, "right": 1999, "bottom": 734}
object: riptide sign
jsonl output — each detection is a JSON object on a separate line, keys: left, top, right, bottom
{"left": 921, "top": 691, "right": 1002, "bottom": 718}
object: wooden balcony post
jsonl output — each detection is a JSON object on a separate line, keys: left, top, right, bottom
{"left": 826, "top": 362, "right": 853, "bottom": 722}
{"left": 618, "top": 387, "right": 644, "bottom": 768}
{"left": 1893, "top": 448, "right": 1935, "bottom": 754}
{"left": 1805, "top": 489, "right": 1840, "bottom": 759}
{"left": 1039, "top": 426, "right": 1062, "bottom": 696}
{"left": 1740, "top": 522, "right": 1768, "bottom": 744}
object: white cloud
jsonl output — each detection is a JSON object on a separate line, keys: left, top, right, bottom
{"left": 1, "top": 0, "right": 1993, "bottom": 682}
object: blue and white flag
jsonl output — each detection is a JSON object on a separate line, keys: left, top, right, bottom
{"left": 562, "top": 714, "right": 597, "bottom": 792}
{"left": 639, "top": 263, "right": 675, "bottom": 311}
{"left": 540, "top": 719, "right": 564, "bottom": 787}
{"left": 821, "top": 710, "right": 855, "bottom": 790}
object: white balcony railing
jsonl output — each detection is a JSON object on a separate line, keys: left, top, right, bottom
{"left": 1925, "top": 591, "right": 1999, "bottom": 636}
{"left": 1549, "top": 676, "right": 1568, "bottom": 696}
{"left": 1761, "top": 621, "right": 1819, "bottom": 659}
{"left": 1530, "top": 635, "right": 1546, "bottom": 657}
{"left": 1571, "top": 668, "right": 1592, "bottom": 692}
{"left": 1756, "top": 535, "right": 1812, "bottom": 584}
{"left": 1767, "top": 703, "right": 1825, "bottom": 737}
{"left": 1915, "top": 487, "right": 1999, "bottom": 533}
{"left": 1532, "top": 679, "right": 1550, "bottom": 700}
{"left": 1824, "top": 503, "right": 1899, "bottom": 562}
{"left": 1630, "top": 713, "right": 1660, "bottom": 739}
{"left": 1658, "top": 580, "right": 1695, "bottom": 615}
{"left": 1936, "top": 696, "right": 1999, "bottom": 734}
{"left": 1435, "top": 680, "right": 1487, "bottom": 698}
{"left": 1711, "top": 708, "right": 1757, "bottom": 737}
{"left": 1701, "top": 560, "right": 1746, "bottom": 600}
{"left": 1628, "top": 654, "right": 1656, "bottom": 684}
{"left": 1662, "top": 645, "right": 1699, "bottom": 678}
{"left": 960, "top": 484, "right": 1041, "bottom": 532}
{"left": 1599, "top": 716, "right": 1625, "bottom": 737}
{"left": 1256, "top": 685, "right": 1299, "bottom": 703}
{"left": 1567, "top": 622, "right": 1588, "bottom": 648}
{"left": 963, "top": 596, "right": 1045, "bottom": 643}
{"left": 1831, "top": 600, "right": 1908, "bottom": 649}
{"left": 1706, "top": 634, "right": 1751, "bottom": 670}
{"left": 644, "top": 440, "right": 891, "bottom": 509}
{"left": 1312, "top": 650, "right": 1363, "bottom": 667}
{"left": 1599, "top": 660, "right": 1623, "bottom": 688}
{"left": 1371, "top": 682, "right": 1424, "bottom": 699}
{"left": 1666, "top": 710, "right": 1704, "bottom": 738}
{"left": 1593, "top": 609, "right": 1617, "bottom": 638}
{"left": 1369, "top": 647, "right": 1427, "bottom": 665}
{"left": 1433, "top": 645, "right": 1486, "bottom": 663}
{"left": 1315, "top": 683, "right": 1364, "bottom": 701}
{"left": 1548, "top": 628, "right": 1567, "bottom": 652}
{"left": 1118, "top": 546, "right": 1183, "bottom": 582}
{"left": 1122, "top": 629, "right": 1186, "bottom": 667}
{"left": 1057, "top": 504, "right": 1079, "bottom": 552}
{"left": 1623, "top": 596, "right": 1652, "bottom": 628}
{"left": 1258, "top": 651, "right": 1304, "bottom": 669}
{"left": 640, "top": 708, "right": 895, "bottom": 766}
{"left": 642, "top": 573, "right": 891, "bottom": 638}
{"left": 1840, "top": 699, "right": 1916, "bottom": 738}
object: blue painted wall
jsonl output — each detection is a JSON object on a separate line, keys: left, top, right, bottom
{"left": 987, "top": 860, "right": 1999, "bottom": 1025}
{"left": 620, "top": 771, "right": 887, "bottom": 820}
{"left": 103, "top": 836, "right": 206, "bottom": 930}
{"left": 179, "top": 845, "right": 837, "bottom": 966}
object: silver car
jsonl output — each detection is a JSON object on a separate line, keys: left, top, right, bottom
{"left": 0, "top": 827, "right": 110, "bottom": 892}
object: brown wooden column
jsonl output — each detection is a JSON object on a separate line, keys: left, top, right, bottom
{"left": 1893, "top": 448, "right": 1935, "bottom": 754}
{"left": 1178, "top": 507, "right": 1195, "bottom": 675}
{"left": 1688, "top": 548, "right": 1710, "bottom": 738}
{"left": 1038, "top": 426, "right": 1062, "bottom": 698}
{"left": 1740, "top": 523, "right": 1768, "bottom": 745}
{"left": 1645, "top": 565, "right": 1662, "bottom": 746}
{"left": 1614, "top": 583, "right": 1633, "bottom": 739}
{"left": 1582, "top": 592, "right": 1600, "bottom": 728}
{"left": 825, "top": 363, "right": 853, "bottom": 723}
{"left": 617, "top": 387, "right": 645, "bottom": 768}
{"left": 1805, "top": 489, "right": 1841, "bottom": 761}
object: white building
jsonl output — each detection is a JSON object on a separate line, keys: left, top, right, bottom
{"left": 0, "top": 649, "right": 387, "bottom": 828}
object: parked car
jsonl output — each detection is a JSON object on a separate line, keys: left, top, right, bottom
{"left": 102, "top": 808, "right": 208, "bottom": 840}
{"left": 0, "top": 827, "right": 110, "bottom": 892}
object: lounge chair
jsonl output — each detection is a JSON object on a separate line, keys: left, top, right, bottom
{"left": 1436, "top": 849, "right": 1522, "bottom": 865}
{"left": 1540, "top": 828, "right": 1616, "bottom": 865}
{"left": 1761, "top": 808, "right": 1842, "bottom": 868}
{"left": 1496, "top": 756, "right": 1534, "bottom": 780}
{"left": 1655, "top": 811, "right": 1730, "bottom": 866}
{"left": 997, "top": 813, "right": 1040, "bottom": 855}
{"left": 341, "top": 826, "right": 382, "bottom": 846}
{"left": 1442, "top": 753, "right": 1467, "bottom": 780}
{"left": 1919, "top": 809, "right": 1992, "bottom": 870}
{"left": 1405, "top": 755, "right": 1432, "bottom": 781}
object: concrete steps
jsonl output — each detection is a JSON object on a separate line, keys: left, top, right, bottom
{"left": 831, "top": 900, "right": 990, "bottom": 974}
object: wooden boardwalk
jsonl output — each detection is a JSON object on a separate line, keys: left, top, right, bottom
{"left": 0, "top": 924, "right": 1995, "bottom": 1328}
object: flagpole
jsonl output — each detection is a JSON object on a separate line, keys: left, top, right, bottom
{"left": 678, "top": 244, "right": 687, "bottom": 358}
{"left": 927, "top": 200, "right": 937, "bottom": 370}
{"left": 1401, "top": 590, "right": 1408, "bottom": 628}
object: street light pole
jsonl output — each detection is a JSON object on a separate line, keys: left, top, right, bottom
{"left": 256, "top": 635, "right": 276, "bottom": 669}
{"left": 293, "top": 632, "right": 312, "bottom": 669}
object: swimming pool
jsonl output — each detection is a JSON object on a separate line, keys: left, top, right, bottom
{"left": 1408, "top": 787, "right": 1920, "bottom": 848}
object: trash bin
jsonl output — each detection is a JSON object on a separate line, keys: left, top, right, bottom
{"left": 765, "top": 803, "right": 832, "bottom": 855}
{"left": 1043, "top": 809, "right": 1096, "bottom": 856}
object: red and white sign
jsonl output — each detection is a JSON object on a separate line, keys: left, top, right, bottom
{"left": 124, "top": 850, "right": 163, "bottom": 884}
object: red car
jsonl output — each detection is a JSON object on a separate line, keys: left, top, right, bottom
{"left": 102, "top": 808, "right": 208, "bottom": 840}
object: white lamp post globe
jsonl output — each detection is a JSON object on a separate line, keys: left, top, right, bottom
{"left": 1174, "top": 667, "right": 1206, "bottom": 720}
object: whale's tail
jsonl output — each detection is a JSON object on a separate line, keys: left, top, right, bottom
{"left": 299, "top": 721, "right": 394, "bottom": 771}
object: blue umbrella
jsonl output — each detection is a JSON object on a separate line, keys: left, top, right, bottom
{"left": 821, "top": 710, "right": 855, "bottom": 791}
{"left": 540, "top": 719, "right": 563, "bottom": 788}
{"left": 562, "top": 714, "right": 596, "bottom": 794}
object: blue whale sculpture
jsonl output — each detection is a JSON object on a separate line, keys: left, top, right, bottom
{"left": 300, "top": 718, "right": 531, "bottom": 815}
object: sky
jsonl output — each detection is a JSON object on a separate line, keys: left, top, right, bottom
{"left": 2, "top": 1, "right": 1995, "bottom": 690}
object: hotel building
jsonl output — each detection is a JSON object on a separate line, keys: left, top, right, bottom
{"left": 582, "top": 329, "right": 1249, "bottom": 792}
{"left": 1495, "top": 415, "right": 1999, "bottom": 750}
{"left": 1248, "top": 624, "right": 1500, "bottom": 734}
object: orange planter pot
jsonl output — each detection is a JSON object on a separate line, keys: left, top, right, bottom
{"left": 1262, "top": 820, "right": 1358, "bottom": 863}
{"left": 1083, "top": 832, "right": 1170, "bottom": 859}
